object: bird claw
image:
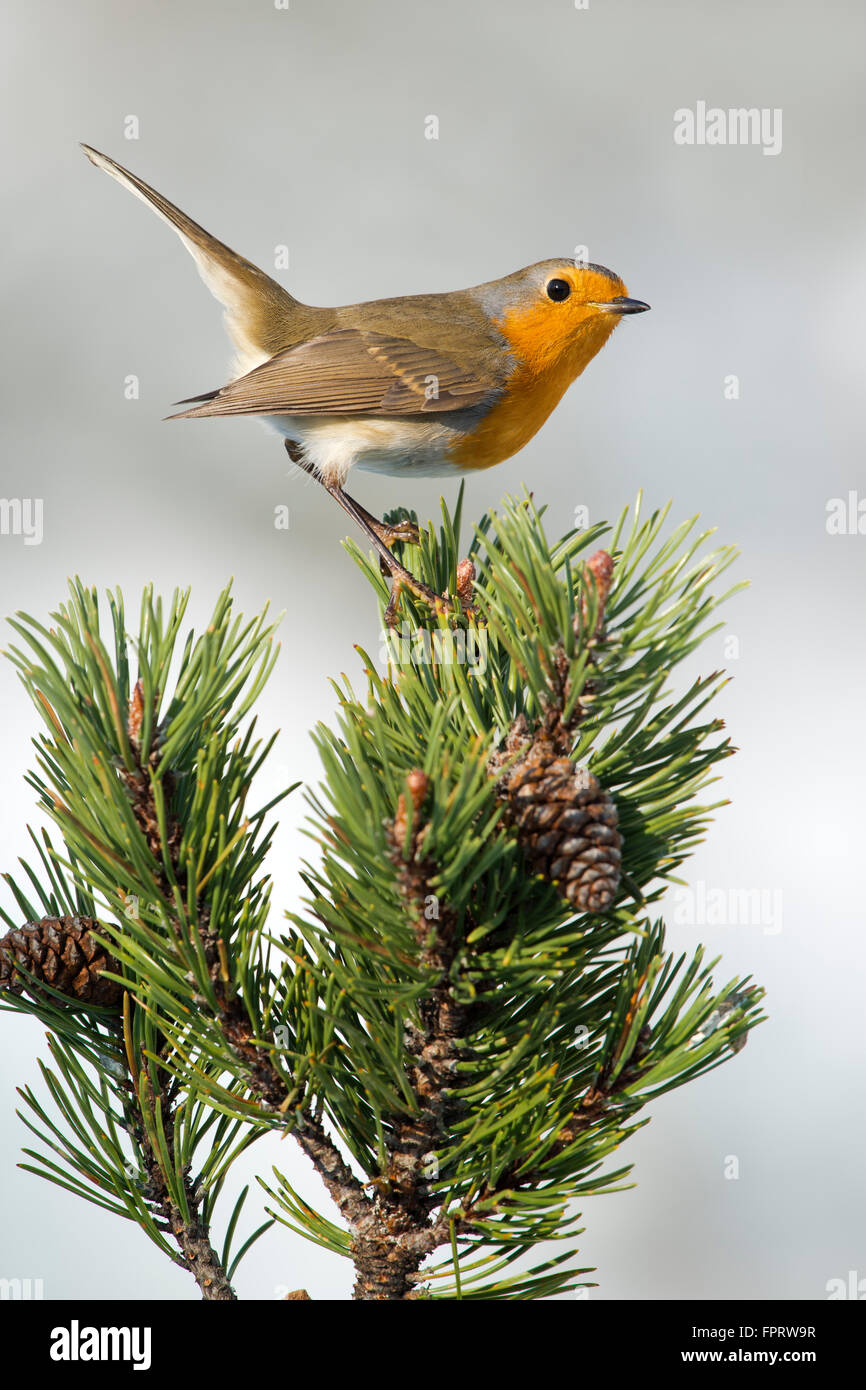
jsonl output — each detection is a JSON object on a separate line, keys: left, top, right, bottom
{"left": 383, "top": 569, "right": 454, "bottom": 628}
{"left": 383, "top": 554, "right": 477, "bottom": 628}
{"left": 376, "top": 518, "right": 421, "bottom": 546}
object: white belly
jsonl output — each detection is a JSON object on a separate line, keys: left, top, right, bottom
{"left": 262, "top": 413, "right": 465, "bottom": 486}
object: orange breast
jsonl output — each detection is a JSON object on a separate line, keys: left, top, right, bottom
{"left": 448, "top": 358, "right": 577, "bottom": 470}
{"left": 449, "top": 296, "right": 620, "bottom": 471}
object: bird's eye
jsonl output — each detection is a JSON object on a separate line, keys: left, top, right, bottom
{"left": 546, "top": 278, "right": 571, "bottom": 302}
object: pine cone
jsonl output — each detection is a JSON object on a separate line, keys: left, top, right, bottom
{"left": 0, "top": 915, "right": 123, "bottom": 1007}
{"left": 500, "top": 739, "right": 622, "bottom": 913}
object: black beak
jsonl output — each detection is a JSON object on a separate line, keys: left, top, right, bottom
{"left": 592, "top": 296, "right": 651, "bottom": 315}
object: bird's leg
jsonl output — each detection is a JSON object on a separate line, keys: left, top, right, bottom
{"left": 284, "top": 440, "right": 447, "bottom": 626}
{"left": 325, "top": 482, "right": 452, "bottom": 626}
{"left": 285, "top": 439, "right": 419, "bottom": 544}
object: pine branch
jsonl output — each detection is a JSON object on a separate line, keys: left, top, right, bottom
{"left": 292, "top": 1117, "right": 371, "bottom": 1229}
{"left": 120, "top": 996, "right": 237, "bottom": 1300}
{"left": 2, "top": 582, "right": 375, "bottom": 1291}
{"left": 120, "top": 687, "right": 283, "bottom": 1106}
{"left": 343, "top": 769, "right": 477, "bottom": 1297}
{"left": 121, "top": 685, "right": 378, "bottom": 1226}
{"left": 0, "top": 913, "right": 237, "bottom": 1297}
{"left": 0, "top": 583, "right": 288, "bottom": 1295}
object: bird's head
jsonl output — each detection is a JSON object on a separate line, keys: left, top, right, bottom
{"left": 482, "top": 259, "right": 650, "bottom": 380}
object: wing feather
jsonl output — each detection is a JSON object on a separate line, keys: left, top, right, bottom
{"left": 169, "top": 329, "right": 498, "bottom": 419}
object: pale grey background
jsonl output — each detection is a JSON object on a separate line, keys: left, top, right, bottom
{"left": 0, "top": 0, "right": 863, "bottom": 1301}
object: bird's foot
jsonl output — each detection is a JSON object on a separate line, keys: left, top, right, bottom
{"left": 381, "top": 553, "right": 478, "bottom": 628}
{"left": 372, "top": 517, "right": 421, "bottom": 547}
{"left": 382, "top": 563, "right": 453, "bottom": 628}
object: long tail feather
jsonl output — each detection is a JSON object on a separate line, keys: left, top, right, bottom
{"left": 81, "top": 144, "right": 298, "bottom": 372}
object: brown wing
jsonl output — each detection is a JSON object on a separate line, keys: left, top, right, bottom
{"left": 168, "top": 329, "right": 498, "bottom": 419}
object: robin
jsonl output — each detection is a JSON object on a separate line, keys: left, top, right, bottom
{"left": 81, "top": 146, "right": 649, "bottom": 620}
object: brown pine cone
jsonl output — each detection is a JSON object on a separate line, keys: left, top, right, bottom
{"left": 500, "top": 739, "right": 622, "bottom": 913}
{"left": 0, "top": 915, "right": 123, "bottom": 1008}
